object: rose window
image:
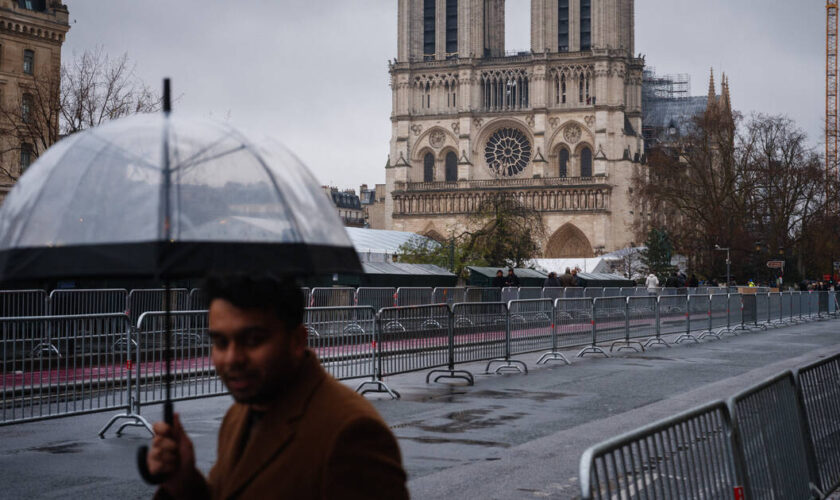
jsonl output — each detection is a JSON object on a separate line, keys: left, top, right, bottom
{"left": 484, "top": 128, "right": 531, "bottom": 177}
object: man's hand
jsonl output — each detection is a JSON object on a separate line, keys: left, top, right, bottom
{"left": 148, "top": 413, "right": 197, "bottom": 495}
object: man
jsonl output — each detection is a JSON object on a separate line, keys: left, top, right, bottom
{"left": 665, "top": 271, "right": 681, "bottom": 288}
{"left": 491, "top": 269, "right": 506, "bottom": 288}
{"left": 146, "top": 274, "right": 408, "bottom": 499}
{"left": 570, "top": 268, "right": 581, "bottom": 287}
{"left": 544, "top": 271, "right": 561, "bottom": 288}
{"left": 559, "top": 268, "right": 576, "bottom": 287}
{"left": 505, "top": 268, "right": 521, "bottom": 287}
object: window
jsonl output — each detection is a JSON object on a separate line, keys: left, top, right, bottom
{"left": 21, "top": 93, "right": 32, "bottom": 123}
{"left": 579, "top": 79, "right": 584, "bottom": 103}
{"left": 18, "top": 0, "right": 46, "bottom": 10}
{"left": 19, "top": 143, "right": 32, "bottom": 173}
{"left": 561, "top": 74, "right": 567, "bottom": 104}
{"left": 580, "top": 147, "right": 593, "bottom": 177}
{"left": 423, "top": 0, "right": 435, "bottom": 58}
{"left": 580, "top": 0, "right": 591, "bottom": 51}
{"left": 423, "top": 152, "right": 435, "bottom": 182}
{"left": 445, "top": 152, "right": 458, "bottom": 182}
{"left": 558, "top": 0, "right": 569, "bottom": 52}
{"left": 446, "top": 0, "right": 458, "bottom": 55}
{"left": 558, "top": 149, "right": 569, "bottom": 177}
{"left": 23, "top": 49, "right": 33, "bottom": 75}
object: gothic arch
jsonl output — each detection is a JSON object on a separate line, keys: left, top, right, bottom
{"left": 545, "top": 223, "right": 594, "bottom": 258}
{"left": 412, "top": 126, "right": 458, "bottom": 161}
{"left": 546, "top": 120, "right": 594, "bottom": 155}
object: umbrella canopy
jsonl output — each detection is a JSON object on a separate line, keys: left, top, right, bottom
{"left": 0, "top": 113, "right": 361, "bottom": 282}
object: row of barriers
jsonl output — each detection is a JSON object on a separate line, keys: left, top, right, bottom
{"left": 579, "top": 351, "right": 840, "bottom": 499}
{"left": 1, "top": 291, "right": 837, "bottom": 438}
{"left": 0, "top": 285, "right": 770, "bottom": 320}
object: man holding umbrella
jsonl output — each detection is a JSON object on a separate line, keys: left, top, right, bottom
{"left": 146, "top": 274, "right": 408, "bottom": 499}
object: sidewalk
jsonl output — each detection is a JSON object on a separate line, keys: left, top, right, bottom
{"left": 0, "top": 319, "right": 838, "bottom": 499}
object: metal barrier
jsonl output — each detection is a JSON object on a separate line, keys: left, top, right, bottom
{"left": 584, "top": 287, "right": 604, "bottom": 299}
{"left": 506, "top": 299, "right": 557, "bottom": 366}
{"left": 355, "top": 287, "right": 396, "bottom": 311}
{"left": 729, "top": 293, "right": 747, "bottom": 333}
{"left": 48, "top": 289, "right": 128, "bottom": 316}
{"left": 656, "top": 295, "right": 687, "bottom": 342}
{"left": 709, "top": 293, "right": 731, "bottom": 336}
{"left": 187, "top": 288, "right": 207, "bottom": 310}
{"left": 126, "top": 289, "right": 189, "bottom": 325}
{"left": 306, "top": 306, "right": 377, "bottom": 384}
{"left": 2, "top": 314, "right": 132, "bottom": 427}
{"left": 465, "top": 287, "right": 502, "bottom": 303}
{"left": 563, "top": 287, "right": 585, "bottom": 298}
{"left": 797, "top": 353, "right": 840, "bottom": 495}
{"left": 377, "top": 305, "right": 448, "bottom": 382}
{"left": 780, "top": 292, "right": 794, "bottom": 325}
{"left": 395, "top": 287, "right": 433, "bottom": 307}
{"left": 676, "top": 294, "right": 710, "bottom": 343}
{"left": 729, "top": 372, "right": 818, "bottom": 499}
{"left": 602, "top": 287, "right": 622, "bottom": 297}
{"left": 768, "top": 292, "right": 783, "bottom": 327}
{"left": 579, "top": 401, "right": 739, "bottom": 500}
{"left": 451, "top": 303, "right": 507, "bottom": 371}
{"left": 623, "top": 296, "right": 656, "bottom": 350}
{"left": 517, "top": 287, "right": 543, "bottom": 300}
{"left": 578, "top": 297, "right": 624, "bottom": 357}
{"left": 752, "top": 292, "right": 770, "bottom": 330}
{"left": 541, "top": 287, "right": 565, "bottom": 301}
{"left": 617, "top": 287, "right": 635, "bottom": 297}
{"left": 0, "top": 290, "right": 47, "bottom": 317}
{"left": 432, "top": 287, "right": 465, "bottom": 305}
{"left": 501, "top": 287, "right": 519, "bottom": 303}
{"left": 553, "top": 298, "right": 594, "bottom": 353}
{"left": 309, "top": 287, "right": 355, "bottom": 308}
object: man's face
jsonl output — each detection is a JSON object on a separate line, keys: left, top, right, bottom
{"left": 496, "top": 271, "right": 503, "bottom": 277}
{"left": 208, "top": 298, "right": 306, "bottom": 408}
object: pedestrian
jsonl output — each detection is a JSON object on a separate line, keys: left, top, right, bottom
{"left": 505, "top": 268, "right": 521, "bottom": 287}
{"left": 491, "top": 269, "right": 506, "bottom": 288}
{"left": 645, "top": 272, "right": 659, "bottom": 294}
{"left": 571, "top": 268, "right": 581, "bottom": 287}
{"left": 560, "top": 267, "right": 576, "bottom": 287}
{"left": 688, "top": 273, "right": 699, "bottom": 288}
{"left": 665, "top": 271, "right": 680, "bottom": 288}
{"left": 544, "top": 271, "right": 561, "bottom": 287}
{"left": 145, "top": 274, "right": 409, "bottom": 499}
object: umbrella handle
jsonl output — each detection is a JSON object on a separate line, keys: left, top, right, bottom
{"left": 137, "top": 445, "right": 168, "bottom": 485}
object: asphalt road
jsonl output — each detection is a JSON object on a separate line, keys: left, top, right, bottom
{"left": 0, "top": 317, "right": 838, "bottom": 499}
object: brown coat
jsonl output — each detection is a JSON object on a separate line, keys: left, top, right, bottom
{"left": 158, "top": 351, "right": 408, "bottom": 500}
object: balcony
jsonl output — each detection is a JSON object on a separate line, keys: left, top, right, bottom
{"left": 395, "top": 176, "right": 606, "bottom": 193}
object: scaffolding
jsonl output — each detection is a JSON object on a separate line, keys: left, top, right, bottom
{"left": 642, "top": 68, "right": 690, "bottom": 100}
{"left": 642, "top": 69, "right": 704, "bottom": 150}
{"left": 827, "top": 2, "right": 838, "bottom": 182}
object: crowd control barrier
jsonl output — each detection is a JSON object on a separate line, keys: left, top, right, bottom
{"left": 126, "top": 289, "right": 189, "bottom": 325}
{"left": 0, "top": 290, "right": 47, "bottom": 318}
{"left": 48, "top": 289, "right": 128, "bottom": 316}
{"left": 432, "top": 287, "right": 465, "bottom": 305}
{"left": 355, "top": 287, "right": 396, "bottom": 311}
{"left": 309, "top": 287, "right": 355, "bottom": 308}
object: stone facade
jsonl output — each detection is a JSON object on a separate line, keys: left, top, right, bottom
{"left": 0, "top": 0, "right": 69, "bottom": 200}
{"left": 385, "top": 0, "right": 645, "bottom": 257}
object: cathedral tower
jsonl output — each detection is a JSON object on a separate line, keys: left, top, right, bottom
{"left": 386, "top": 0, "right": 644, "bottom": 257}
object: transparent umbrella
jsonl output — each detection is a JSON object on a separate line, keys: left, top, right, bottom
{"left": 0, "top": 82, "right": 361, "bottom": 483}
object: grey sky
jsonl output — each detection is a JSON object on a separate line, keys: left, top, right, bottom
{"left": 63, "top": 1, "right": 825, "bottom": 188}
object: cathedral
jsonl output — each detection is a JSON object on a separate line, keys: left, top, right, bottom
{"left": 384, "top": 0, "right": 646, "bottom": 257}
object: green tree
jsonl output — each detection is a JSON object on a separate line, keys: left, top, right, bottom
{"left": 640, "top": 228, "right": 675, "bottom": 279}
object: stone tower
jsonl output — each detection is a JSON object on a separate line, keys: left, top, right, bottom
{"left": 386, "top": 0, "right": 645, "bottom": 257}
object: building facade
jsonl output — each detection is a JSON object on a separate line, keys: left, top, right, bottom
{"left": 323, "top": 186, "right": 367, "bottom": 227}
{"left": 385, "top": 0, "right": 645, "bottom": 257}
{"left": 0, "top": 0, "right": 69, "bottom": 199}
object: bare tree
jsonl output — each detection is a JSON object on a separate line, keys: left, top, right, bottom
{"left": 0, "top": 47, "right": 159, "bottom": 182}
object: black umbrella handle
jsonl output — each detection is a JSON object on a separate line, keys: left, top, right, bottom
{"left": 137, "top": 445, "right": 168, "bottom": 485}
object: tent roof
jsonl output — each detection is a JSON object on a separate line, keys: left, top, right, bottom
{"left": 362, "top": 261, "right": 454, "bottom": 277}
{"left": 345, "top": 227, "right": 436, "bottom": 255}
{"left": 467, "top": 266, "right": 548, "bottom": 279}
{"left": 576, "top": 272, "right": 634, "bottom": 281}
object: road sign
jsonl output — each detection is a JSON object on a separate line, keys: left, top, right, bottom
{"left": 766, "top": 260, "right": 785, "bottom": 269}
{"left": 834, "top": 261, "right": 840, "bottom": 271}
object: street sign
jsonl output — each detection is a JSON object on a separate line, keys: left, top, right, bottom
{"left": 766, "top": 260, "right": 785, "bottom": 269}
{"left": 834, "top": 261, "right": 840, "bottom": 271}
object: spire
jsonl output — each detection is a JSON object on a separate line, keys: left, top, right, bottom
{"left": 707, "top": 67, "right": 716, "bottom": 104}
{"left": 722, "top": 74, "right": 732, "bottom": 114}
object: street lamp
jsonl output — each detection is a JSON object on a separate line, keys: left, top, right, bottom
{"left": 715, "top": 245, "right": 731, "bottom": 288}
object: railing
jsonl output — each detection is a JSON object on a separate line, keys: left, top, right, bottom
{"left": 1, "top": 292, "right": 837, "bottom": 447}
{"left": 397, "top": 176, "right": 606, "bottom": 192}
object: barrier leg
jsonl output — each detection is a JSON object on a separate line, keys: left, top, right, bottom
{"left": 99, "top": 327, "right": 153, "bottom": 438}
{"left": 644, "top": 301, "right": 670, "bottom": 348}
{"left": 577, "top": 311, "right": 609, "bottom": 358}
{"left": 537, "top": 306, "right": 571, "bottom": 365}
{"left": 426, "top": 308, "right": 474, "bottom": 384}
{"left": 485, "top": 314, "right": 527, "bottom": 374}
{"left": 355, "top": 316, "right": 400, "bottom": 399}
{"left": 674, "top": 313, "right": 699, "bottom": 344}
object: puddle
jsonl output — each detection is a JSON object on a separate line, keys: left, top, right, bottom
{"left": 629, "top": 355, "right": 675, "bottom": 361}
{"left": 28, "top": 442, "right": 84, "bottom": 454}
{"left": 407, "top": 408, "right": 526, "bottom": 433}
{"left": 400, "top": 387, "right": 468, "bottom": 403}
{"left": 469, "top": 389, "right": 571, "bottom": 403}
{"left": 399, "top": 436, "right": 510, "bottom": 448}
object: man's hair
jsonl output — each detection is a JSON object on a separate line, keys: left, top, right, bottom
{"left": 565, "top": 267, "right": 571, "bottom": 274}
{"left": 203, "top": 274, "right": 304, "bottom": 329}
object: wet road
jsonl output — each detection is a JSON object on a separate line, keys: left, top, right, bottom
{"left": 0, "top": 318, "right": 839, "bottom": 499}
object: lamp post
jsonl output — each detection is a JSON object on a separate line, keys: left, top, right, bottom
{"left": 715, "top": 245, "right": 730, "bottom": 288}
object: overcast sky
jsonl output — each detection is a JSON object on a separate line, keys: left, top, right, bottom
{"left": 62, "top": 0, "right": 825, "bottom": 189}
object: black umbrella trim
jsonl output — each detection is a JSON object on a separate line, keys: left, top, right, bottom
{"left": 0, "top": 241, "right": 362, "bottom": 282}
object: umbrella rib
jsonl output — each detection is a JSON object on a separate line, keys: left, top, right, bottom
{"left": 174, "top": 144, "right": 247, "bottom": 173}
{"left": 232, "top": 132, "right": 305, "bottom": 242}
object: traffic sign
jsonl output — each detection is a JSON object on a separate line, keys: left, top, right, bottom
{"left": 766, "top": 260, "right": 785, "bottom": 269}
